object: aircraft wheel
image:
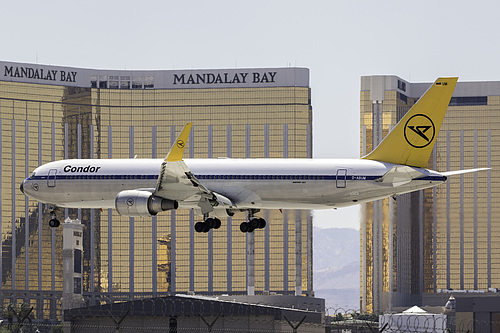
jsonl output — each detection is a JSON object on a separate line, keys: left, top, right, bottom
{"left": 240, "top": 222, "right": 250, "bottom": 233}
{"left": 49, "top": 219, "right": 60, "bottom": 228}
{"left": 202, "top": 223, "right": 211, "bottom": 233}
{"left": 257, "top": 218, "right": 266, "bottom": 229}
{"left": 206, "top": 218, "right": 216, "bottom": 229}
{"left": 195, "top": 222, "right": 206, "bottom": 233}
{"left": 213, "top": 218, "right": 221, "bottom": 229}
{"left": 250, "top": 218, "right": 260, "bottom": 229}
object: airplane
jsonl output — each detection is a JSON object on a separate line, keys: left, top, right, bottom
{"left": 20, "top": 77, "right": 488, "bottom": 233}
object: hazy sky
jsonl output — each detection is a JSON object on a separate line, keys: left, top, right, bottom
{"left": 3, "top": 0, "right": 499, "bottom": 229}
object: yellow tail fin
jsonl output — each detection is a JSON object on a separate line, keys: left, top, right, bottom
{"left": 363, "top": 77, "right": 458, "bottom": 168}
{"left": 166, "top": 123, "right": 193, "bottom": 162}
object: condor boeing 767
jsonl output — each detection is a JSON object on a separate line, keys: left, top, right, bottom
{"left": 20, "top": 77, "right": 486, "bottom": 232}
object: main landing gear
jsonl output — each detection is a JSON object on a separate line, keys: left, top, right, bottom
{"left": 194, "top": 210, "right": 267, "bottom": 233}
{"left": 194, "top": 216, "right": 222, "bottom": 233}
{"left": 239, "top": 209, "right": 266, "bottom": 233}
{"left": 48, "top": 206, "right": 61, "bottom": 228}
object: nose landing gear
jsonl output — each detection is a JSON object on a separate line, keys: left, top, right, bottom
{"left": 49, "top": 218, "right": 60, "bottom": 228}
{"left": 48, "top": 206, "right": 60, "bottom": 228}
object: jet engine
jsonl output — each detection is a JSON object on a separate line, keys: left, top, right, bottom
{"left": 115, "top": 190, "right": 178, "bottom": 217}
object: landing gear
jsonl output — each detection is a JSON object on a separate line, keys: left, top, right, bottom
{"left": 239, "top": 209, "right": 266, "bottom": 233}
{"left": 193, "top": 210, "right": 267, "bottom": 233}
{"left": 194, "top": 216, "right": 222, "bottom": 233}
{"left": 49, "top": 218, "right": 60, "bottom": 228}
{"left": 48, "top": 205, "right": 61, "bottom": 228}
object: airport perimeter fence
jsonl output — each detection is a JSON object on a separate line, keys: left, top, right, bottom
{"left": 0, "top": 326, "right": 325, "bottom": 333}
{"left": 1, "top": 315, "right": 499, "bottom": 333}
{"left": 2, "top": 303, "right": 500, "bottom": 332}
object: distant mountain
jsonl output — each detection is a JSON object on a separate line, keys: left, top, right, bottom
{"left": 313, "top": 227, "right": 360, "bottom": 310}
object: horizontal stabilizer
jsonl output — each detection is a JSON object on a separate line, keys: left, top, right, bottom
{"left": 441, "top": 168, "right": 490, "bottom": 176}
{"left": 375, "top": 166, "right": 426, "bottom": 187}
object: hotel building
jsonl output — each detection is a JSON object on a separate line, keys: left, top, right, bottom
{"left": 0, "top": 61, "right": 313, "bottom": 319}
{"left": 360, "top": 76, "right": 498, "bottom": 312}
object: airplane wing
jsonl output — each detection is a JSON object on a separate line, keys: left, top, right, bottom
{"left": 154, "top": 123, "right": 236, "bottom": 215}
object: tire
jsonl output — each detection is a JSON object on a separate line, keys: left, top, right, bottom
{"left": 206, "top": 218, "right": 215, "bottom": 229}
{"left": 250, "top": 218, "right": 260, "bottom": 229}
{"left": 195, "top": 222, "right": 205, "bottom": 233}
{"left": 240, "top": 222, "right": 250, "bottom": 233}
{"left": 49, "top": 219, "right": 60, "bottom": 228}
{"left": 214, "top": 218, "right": 221, "bottom": 229}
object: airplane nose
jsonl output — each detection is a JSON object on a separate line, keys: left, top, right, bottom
{"left": 20, "top": 180, "right": 25, "bottom": 194}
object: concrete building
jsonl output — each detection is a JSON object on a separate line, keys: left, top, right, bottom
{"left": 0, "top": 61, "right": 313, "bottom": 320}
{"left": 360, "top": 75, "right": 498, "bottom": 313}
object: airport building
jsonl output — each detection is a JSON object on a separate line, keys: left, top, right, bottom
{"left": 360, "top": 75, "right": 499, "bottom": 313}
{"left": 0, "top": 61, "right": 313, "bottom": 320}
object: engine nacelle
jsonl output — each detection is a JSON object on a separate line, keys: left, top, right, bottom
{"left": 115, "top": 190, "right": 178, "bottom": 217}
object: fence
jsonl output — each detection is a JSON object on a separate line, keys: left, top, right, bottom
{"left": 2, "top": 304, "right": 500, "bottom": 332}
{"left": 326, "top": 307, "right": 500, "bottom": 333}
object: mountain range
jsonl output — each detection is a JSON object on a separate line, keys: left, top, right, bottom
{"left": 313, "top": 227, "right": 360, "bottom": 311}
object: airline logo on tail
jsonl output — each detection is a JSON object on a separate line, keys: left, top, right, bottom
{"left": 363, "top": 77, "right": 458, "bottom": 168}
{"left": 176, "top": 139, "right": 186, "bottom": 149}
{"left": 404, "top": 114, "right": 435, "bottom": 148}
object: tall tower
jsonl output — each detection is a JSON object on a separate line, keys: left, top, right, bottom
{"left": 61, "top": 218, "right": 84, "bottom": 310}
{"left": 360, "top": 75, "right": 497, "bottom": 313}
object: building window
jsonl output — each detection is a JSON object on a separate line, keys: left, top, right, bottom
{"left": 398, "top": 80, "right": 406, "bottom": 92}
{"left": 144, "top": 76, "right": 154, "bottom": 89}
{"left": 74, "top": 249, "right": 82, "bottom": 273}
{"left": 120, "top": 81, "right": 130, "bottom": 89}
{"left": 449, "top": 96, "right": 487, "bottom": 106}
{"left": 90, "top": 75, "right": 98, "bottom": 88}
{"left": 74, "top": 277, "right": 82, "bottom": 294}
{"left": 98, "top": 75, "right": 108, "bottom": 88}
{"left": 132, "top": 76, "right": 142, "bottom": 89}
{"left": 398, "top": 92, "right": 407, "bottom": 104}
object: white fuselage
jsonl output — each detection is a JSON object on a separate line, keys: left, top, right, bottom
{"left": 21, "top": 158, "right": 447, "bottom": 212}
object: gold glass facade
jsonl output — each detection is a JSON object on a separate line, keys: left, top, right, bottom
{"left": 360, "top": 76, "right": 499, "bottom": 313}
{"left": 0, "top": 63, "right": 313, "bottom": 320}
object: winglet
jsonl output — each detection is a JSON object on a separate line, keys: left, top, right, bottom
{"left": 166, "top": 123, "right": 193, "bottom": 162}
{"left": 363, "top": 77, "right": 458, "bottom": 168}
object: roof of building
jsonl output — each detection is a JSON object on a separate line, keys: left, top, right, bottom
{"left": 64, "top": 294, "right": 323, "bottom": 324}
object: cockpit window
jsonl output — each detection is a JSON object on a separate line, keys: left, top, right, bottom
{"left": 30, "top": 172, "right": 36, "bottom": 179}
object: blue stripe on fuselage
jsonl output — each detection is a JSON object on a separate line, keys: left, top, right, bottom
{"left": 28, "top": 174, "right": 446, "bottom": 182}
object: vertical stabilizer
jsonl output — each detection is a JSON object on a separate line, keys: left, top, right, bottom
{"left": 166, "top": 123, "right": 193, "bottom": 162}
{"left": 363, "top": 77, "right": 458, "bottom": 168}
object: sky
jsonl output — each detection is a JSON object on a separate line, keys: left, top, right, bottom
{"left": 3, "top": 0, "right": 500, "bottom": 229}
